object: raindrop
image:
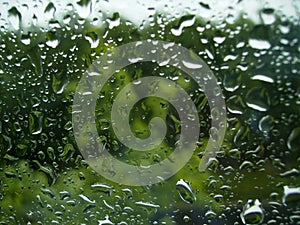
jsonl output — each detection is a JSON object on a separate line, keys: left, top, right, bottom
{"left": 29, "top": 111, "right": 43, "bottom": 135}
{"left": 135, "top": 201, "right": 160, "bottom": 208}
{"left": 282, "top": 186, "right": 300, "bottom": 206}
{"left": 46, "top": 32, "right": 59, "bottom": 48}
{"left": 59, "top": 190, "right": 71, "bottom": 200}
{"left": 21, "top": 33, "right": 31, "bottom": 45}
{"left": 107, "top": 13, "right": 121, "bottom": 29}
{"left": 205, "top": 209, "right": 217, "bottom": 218}
{"left": 76, "top": 0, "right": 92, "bottom": 18}
{"left": 245, "top": 87, "right": 270, "bottom": 112}
{"left": 79, "top": 194, "right": 95, "bottom": 204}
{"left": 98, "top": 215, "right": 113, "bottom": 225}
{"left": 280, "top": 168, "right": 300, "bottom": 178}
{"left": 258, "top": 115, "right": 274, "bottom": 134}
{"left": 176, "top": 179, "right": 196, "bottom": 204}
{"left": 240, "top": 199, "right": 264, "bottom": 225}
{"left": 227, "top": 95, "right": 245, "bottom": 115}
{"left": 85, "top": 32, "right": 99, "bottom": 48}
{"left": 44, "top": 2, "right": 56, "bottom": 18}
{"left": 213, "top": 36, "right": 226, "bottom": 44}
{"left": 287, "top": 127, "right": 300, "bottom": 151}
{"left": 182, "top": 60, "right": 203, "bottom": 69}
{"left": 248, "top": 39, "right": 271, "bottom": 50}
{"left": 260, "top": 8, "right": 276, "bottom": 25}
{"left": 183, "top": 215, "right": 191, "bottom": 223}
{"left": 251, "top": 74, "right": 274, "bottom": 83}
{"left": 205, "top": 49, "right": 214, "bottom": 60}
{"left": 128, "top": 57, "right": 144, "bottom": 63}
{"left": 224, "top": 73, "right": 241, "bottom": 92}
{"left": 135, "top": 201, "right": 160, "bottom": 214}
{"left": 171, "top": 16, "right": 196, "bottom": 36}
{"left": 8, "top": 7, "right": 21, "bottom": 30}
{"left": 91, "top": 183, "right": 112, "bottom": 195}
{"left": 63, "top": 15, "right": 71, "bottom": 24}
{"left": 52, "top": 70, "right": 69, "bottom": 94}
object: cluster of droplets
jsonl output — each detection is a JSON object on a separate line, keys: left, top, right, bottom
{"left": 0, "top": 0, "right": 300, "bottom": 224}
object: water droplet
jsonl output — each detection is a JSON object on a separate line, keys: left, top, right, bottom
{"left": 251, "top": 74, "right": 274, "bottom": 83}
{"left": 260, "top": 8, "right": 276, "bottom": 25}
{"left": 182, "top": 60, "right": 203, "bottom": 69}
{"left": 98, "top": 215, "right": 113, "bottom": 225}
{"left": 44, "top": 2, "right": 56, "bottom": 18}
{"left": 171, "top": 16, "right": 195, "bottom": 36}
{"left": 280, "top": 168, "right": 300, "bottom": 178}
{"left": 282, "top": 186, "right": 300, "bottom": 206}
{"left": 0, "top": 134, "right": 12, "bottom": 157}
{"left": 176, "top": 179, "right": 196, "bottom": 204}
{"left": 46, "top": 32, "right": 59, "bottom": 48}
{"left": 107, "top": 13, "right": 121, "bottom": 29}
{"left": 240, "top": 199, "right": 264, "bottom": 225}
{"left": 223, "top": 73, "right": 241, "bottom": 92}
{"left": 258, "top": 115, "right": 274, "bottom": 134}
{"left": 63, "top": 15, "right": 71, "bottom": 24}
{"left": 29, "top": 111, "right": 43, "bottom": 135}
{"left": 205, "top": 209, "right": 217, "bottom": 218}
{"left": 91, "top": 183, "right": 112, "bottom": 195}
{"left": 59, "top": 144, "right": 75, "bottom": 162}
{"left": 213, "top": 36, "right": 226, "bottom": 44}
{"left": 287, "top": 127, "right": 300, "bottom": 151}
{"left": 249, "top": 39, "right": 271, "bottom": 50}
{"left": 76, "top": 0, "right": 92, "bottom": 18}
{"left": 183, "top": 215, "right": 191, "bottom": 223}
{"left": 59, "top": 190, "right": 71, "bottom": 200}
{"left": 128, "top": 57, "right": 144, "bottom": 63}
{"left": 85, "top": 32, "right": 99, "bottom": 48}
{"left": 205, "top": 49, "right": 214, "bottom": 60}
{"left": 52, "top": 70, "right": 69, "bottom": 94}
{"left": 21, "top": 33, "right": 31, "bottom": 45}
{"left": 135, "top": 201, "right": 160, "bottom": 214}
{"left": 245, "top": 87, "right": 270, "bottom": 112}
{"left": 79, "top": 194, "right": 95, "bottom": 204}
{"left": 227, "top": 95, "right": 245, "bottom": 115}
{"left": 8, "top": 7, "right": 21, "bottom": 30}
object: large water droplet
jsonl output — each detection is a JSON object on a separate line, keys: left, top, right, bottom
{"left": 29, "top": 111, "right": 43, "bottom": 135}
{"left": 258, "top": 115, "right": 274, "bottom": 134}
{"left": 176, "top": 179, "right": 196, "bottom": 204}
{"left": 171, "top": 16, "right": 195, "bottom": 36}
{"left": 227, "top": 95, "right": 245, "bottom": 115}
{"left": 98, "top": 215, "right": 113, "bottom": 225}
{"left": 260, "top": 8, "right": 276, "bottom": 25}
{"left": 85, "top": 32, "right": 99, "bottom": 48}
{"left": 240, "top": 199, "right": 264, "bottom": 225}
{"left": 283, "top": 186, "right": 300, "bottom": 206}
{"left": 249, "top": 39, "right": 271, "bottom": 50}
{"left": 21, "top": 33, "right": 31, "bottom": 45}
{"left": 52, "top": 70, "right": 69, "bottom": 94}
{"left": 245, "top": 87, "right": 270, "bottom": 112}
{"left": 46, "top": 32, "right": 59, "bottom": 48}
{"left": 44, "top": 2, "right": 56, "bottom": 18}
{"left": 107, "top": 13, "right": 121, "bottom": 29}
{"left": 8, "top": 7, "right": 21, "bottom": 30}
{"left": 76, "top": 0, "right": 92, "bottom": 18}
{"left": 251, "top": 74, "right": 274, "bottom": 83}
{"left": 287, "top": 127, "right": 300, "bottom": 151}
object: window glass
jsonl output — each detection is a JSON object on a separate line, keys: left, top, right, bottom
{"left": 0, "top": 0, "right": 299, "bottom": 224}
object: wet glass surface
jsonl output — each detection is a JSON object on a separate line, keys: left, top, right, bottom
{"left": 0, "top": 0, "right": 299, "bottom": 224}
